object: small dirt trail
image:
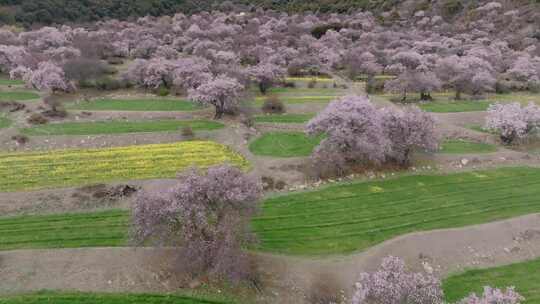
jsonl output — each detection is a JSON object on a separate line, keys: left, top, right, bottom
{"left": 1, "top": 214, "right": 539, "bottom": 303}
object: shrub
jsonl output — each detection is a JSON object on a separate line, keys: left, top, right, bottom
{"left": 27, "top": 113, "right": 48, "bottom": 125}
{"left": 308, "top": 273, "right": 345, "bottom": 304}
{"left": 366, "top": 78, "right": 386, "bottom": 94}
{"left": 42, "top": 95, "right": 68, "bottom": 118}
{"left": 181, "top": 125, "right": 194, "bottom": 138}
{"left": 95, "top": 77, "right": 127, "bottom": 91}
{"left": 261, "top": 95, "right": 285, "bottom": 114}
{"left": 132, "top": 165, "right": 262, "bottom": 283}
{"left": 307, "top": 79, "right": 317, "bottom": 88}
{"left": 311, "top": 23, "right": 344, "bottom": 39}
{"left": 282, "top": 81, "right": 296, "bottom": 88}
{"left": 107, "top": 57, "right": 124, "bottom": 65}
{"left": 11, "top": 134, "right": 29, "bottom": 145}
{"left": 495, "top": 81, "right": 511, "bottom": 94}
{"left": 156, "top": 86, "right": 170, "bottom": 96}
{"left": 442, "top": 0, "right": 464, "bottom": 18}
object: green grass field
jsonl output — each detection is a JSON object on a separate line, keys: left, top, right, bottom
{"left": 0, "top": 115, "right": 10, "bottom": 129}
{"left": 254, "top": 114, "right": 314, "bottom": 124}
{"left": 439, "top": 140, "right": 497, "bottom": 154}
{"left": 466, "top": 125, "right": 491, "bottom": 133}
{"left": 253, "top": 86, "right": 344, "bottom": 105}
{"left": 0, "top": 91, "right": 40, "bottom": 101}
{"left": 443, "top": 258, "right": 540, "bottom": 304}
{"left": 0, "top": 210, "right": 128, "bottom": 250}
{"left": 67, "top": 98, "right": 199, "bottom": 111}
{"left": 419, "top": 100, "right": 493, "bottom": 113}
{"left": 0, "top": 141, "right": 249, "bottom": 192}
{"left": 21, "top": 120, "right": 224, "bottom": 136}
{"left": 255, "top": 95, "right": 337, "bottom": 105}
{"left": 249, "top": 132, "right": 322, "bottom": 157}
{"left": 0, "top": 77, "right": 24, "bottom": 86}
{"left": 252, "top": 167, "right": 540, "bottom": 255}
{"left": 2, "top": 168, "right": 539, "bottom": 255}
{"left": 0, "top": 291, "right": 230, "bottom": 304}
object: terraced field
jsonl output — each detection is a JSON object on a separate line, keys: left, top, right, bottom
{"left": 0, "top": 115, "right": 10, "bottom": 129}
{"left": 249, "top": 132, "right": 322, "bottom": 157}
{"left": 67, "top": 98, "right": 199, "bottom": 111}
{"left": 254, "top": 114, "right": 314, "bottom": 124}
{"left": 21, "top": 119, "right": 224, "bottom": 136}
{"left": 0, "top": 77, "right": 24, "bottom": 85}
{"left": 254, "top": 86, "right": 345, "bottom": 105}
{"left": 0, "top": 91, "right": 40, "bottom": 101}
{"left": 252, "top": 167, "right": 540, "bottom": 255}
{"left": 4, "top": 168, "right": 538, "bottom": 255}
{"left": 0, "top": 141, "right": 249, "bottom": 192}
{"left": 443, "top": 258, "right": 540, "bottom": 304}
{"left": 438, "top": 140, "right": 497, "bottom": 154}
{"left": 0, "top": 210, "right": 128, "bottom": 250}
{"left": 419, "top": 100, "right": 493, "bottom": 113}
{"left": 0, "top": 291, "right": 230, "bottom": 304}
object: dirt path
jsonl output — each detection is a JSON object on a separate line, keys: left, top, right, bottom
{"left": 1, "top": 214, "right": 539, "bottom": 302}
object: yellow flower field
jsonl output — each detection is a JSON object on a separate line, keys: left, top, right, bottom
{"left": 0, "top": 141, "right": 249, "bottom": 192}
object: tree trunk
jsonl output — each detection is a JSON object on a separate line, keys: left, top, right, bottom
{"left": 455, "top": 90, "right": 462, "bottom": 100}
{"left": 259, "top": 82, "right": 268, "bottom": 95}
{"left": 214, "top": 107, "right": 224, "bottom": 119}
{"left": 420, "top": 92, "right": 433, "bottom": 101}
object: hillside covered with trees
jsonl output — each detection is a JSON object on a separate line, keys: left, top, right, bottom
{"left": 1, "top": 0, "right": 538, "bottom": 26}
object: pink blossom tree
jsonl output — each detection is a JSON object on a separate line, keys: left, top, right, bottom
{"left": 485, "top": 102, "right": 540, "bottom": 144}
{"left": 306, "top": 95, "right": 391, "bottom": 172}
{"left": 171, "top": 57, "right": 213, "bottom": 91}
{"left": 188, "top": 75, "right": 244, "bottom": 119}
{"left": 381, "top": 106, "right": 438, "bottom": 165}
{"left": 0, "top": 45, "right": 32, "bottom": 73}
{"left": 23, "top": 61, "right": 74, "bottom": 93}
{"left": 352, "top": 257, "right": 524, "bottom": 304}
{"left": 385, "top": 51, "right": 441, "bottom": 101}
{"left": 247, "top": 61, "right": 286, "bottom": 94}
{"left": 436, "top": 55, "right": 496, "bottom": 99}
{"left": 458, "top": 286, "right": 524, "bottom": 304}
{"left": 132, "top": 165, "right": 262, "bottom": 283}
{"left": 44, "top": 46, "right": 82, "bottom": 63}
{"left": 351, "top": 256, "right": 443, "bottom": 304}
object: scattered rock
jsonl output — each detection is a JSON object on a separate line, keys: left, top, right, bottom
{"left": 11, "top": 134, "right": 29, "bottom": 145}
{"left": 461, "top": 158, "right": 469, "bottom": 166}
{"left": 189, "top": 279, "right": 202, "bottom": 289}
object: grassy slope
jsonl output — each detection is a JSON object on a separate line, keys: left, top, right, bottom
{"left": 0, "top": 115, "right": 10, "bottom": 129}
{"left": 0, "top": 291, "right": 230, "bottom": 304}
{"left": 254, "top": 86, "right": 344, "bottom": 105}
{"left": 254, "top": 114, "right": 314, "bottom": 124}
{"left": 0, "top": 141, "right": 249, "bottom": 192}
{"left": 383, "top": 92, "right": 540, "bottom": 113}
{"left": 0, "top": 210, "right": 128, "bottom": 250}
{"left": 443, "top": 258, "right": 540, "bottom": 304}
{"left": 252, "top": 167, "right": 540, "bottom": 255}
{"left": 21, "top": 120, "right": 224, "bottom": 136}
{"left": 67, "top": 98, "right": 199, "bottom": 111}
{"left": 0, "top": 78, "right": 24, "bottom": 86}
{"left": 249, "top": 132, "right": 322, "bottom": 157}
{"left": 0, "top": 91, "right": 40, "bottom": 101}
{"left": 439, "top": 140, "right": 497, "bottom": 154}
{"left": 5, "top": 168, "right": 538, "bottom": 254}
{"left": 419, "top": 100, "right": 493, "bottom": 113}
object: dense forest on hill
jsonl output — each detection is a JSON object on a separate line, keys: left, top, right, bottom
{"left": 0, "top": 0, "right": 539, "bottom": 26}
{"left": 0, "top": 0, "right": 434, "bottom": 26}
